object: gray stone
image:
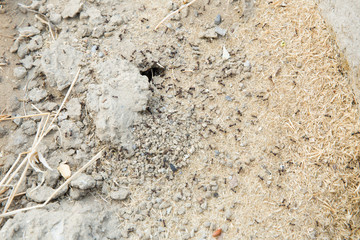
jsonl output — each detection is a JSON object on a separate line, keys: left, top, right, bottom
{"left": 159, "top": 201, "right": 171, "bottom": 209}
{"left": 21, "top": 120, "right": 37, "bottom": 135}
{"left": 86, "top": 7, "right": 105, "bottom": 25}
{"left": 26, "top": 185, "right": 68, "bottom": 203}
{"left": 7, "top": 96, "right": 21, "bottom": 113}
{"left": 214, "top": 14, "right": 222, "bottom": 25}
{"left": 199, "top": 29, "right": 218, "bottom": 39}
{"left": 14, "top": 66, "right": 27, "bottom": 79}
{"left": 70, "top": 173, "right": 96, "bottom": 190}
{"left": 225, "top": 209, "right": 232, "bottom": 220}
{"left": 45, "top": 169, "right": 60, "bottom": 188}
{"left": 69, "top": 188, "right": 87, "bottom": 200}
{"left": 28, "top": 88, "right": 47, "bottom": 103}
{"left": 18, "top": 26, "right": 40, "bottom": 37}
{"left": 61, "top": 0, "right": 83, "bottom": 18}
{"left": 20, "top": 55, "right": 34, "bottom": 69}
{"left": 110, "top": 188, "right": 130, "bottom": 200}
{"left": 215, "top": 26, "right": 227, "bottom": 36}
{"left": 109, "top": 14, "right": 124, "bottom": 26}
{"left": 177, "top": 206, "right": 186, "bottom": 215}
{"left": 50, "top": 12, "right": 62, "bottom": 25}
{"left": 17, "top": 42, "right": 29, "bottom": 59}
{"left": 28, "top": 35, "right": 43, "bottom": 51}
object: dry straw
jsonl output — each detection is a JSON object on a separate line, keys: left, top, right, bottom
{"left": 0, "top": 69, "right": 104, "bottom": 221}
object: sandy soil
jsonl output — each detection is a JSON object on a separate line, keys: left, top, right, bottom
{"left": 1, "top": 0, "right": 360, "bottom": 239}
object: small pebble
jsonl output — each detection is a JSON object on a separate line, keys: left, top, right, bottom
{"left": 91, "top": 45, "right": 98, "bottom": 53}
{"left": 13, "top": 66, "right": 27, "bottom": 79}
{"left": 215, "top": 26, "right": 227, "bottom": 36}
{"left": 225, "top": 96, "right": 232, "bottom": 101}
{"left": 214, "top": 14, "right": 222, "bottom": 25}
{"left": 170, "top": 163, "right": 178, "bottom": 172}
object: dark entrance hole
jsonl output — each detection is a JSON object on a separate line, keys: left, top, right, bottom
{"left": 140, "top": 63, "right": 165, "bottom": 82}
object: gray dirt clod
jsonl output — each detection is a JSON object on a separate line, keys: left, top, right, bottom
{"left": 26, "top": 185, "right": 68, "bottom": 203}
{"left": 13, "top": 66, "right": 27, "bottom": 79}
{"left": 86, "top": 58, "right": 150, "bottom": 149}
{"left": 70, "top": 173, "right": 96, "bottom": 190}
{"left": 110, "top": 188, "right": 130, "bottom": 201}
{"left": 61, "top": 0, "right": 83, "bottom": 18}
{"left": 20, "top": 55, "right": 34, "bottom": 69}
{"left": 50, "top": 12, "right": 62, "bottom": 25}
{"left": 0, "top": 197, "right": 122, "bottom": 239}
{"left": 45, "top": 169, "right": 60, "bottom": 188}
{"left": 66, "top": 98, "right": 82, "bottom": 120}
{"left": 21, "top": 120, "right": 37, "bottom": 136}
{"left": 28, "top": 88, "right": 47, "bottom": 103}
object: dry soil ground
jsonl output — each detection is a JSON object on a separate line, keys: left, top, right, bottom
{"left": 1, "top": 0, "right": 360, "bottom": 239}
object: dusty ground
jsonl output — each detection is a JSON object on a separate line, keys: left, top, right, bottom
{"left": 1, "top": 0, "right": 360, "bottom": 239}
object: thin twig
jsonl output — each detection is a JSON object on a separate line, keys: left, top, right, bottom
{"left": 154, "top": 0, "right": 199, "bottom": 31}
{"left": 0, "top": 148, "right": 105, "bottom": 218}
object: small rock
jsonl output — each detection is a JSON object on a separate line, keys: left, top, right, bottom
{"left": 229, "top": 177, "right": 239, "bottom": 189}
{"left": 45, "top": 169, "right": 60, "bottom": 188}
{"left": 109, "top": 14, "right": 124, "bottom": 26}
{"left": 110, "top": 188, "right": 130, "bottom": 201}
{"left": 70, "top": 173, "right": 95, "bottom": 190}
{"left": 169, "top": 163, "right": 177, "bottom": 172}
{"left": 91, "top": 45, "right": 98, "bottom": 53}
{"left": 21, "top": 120, "right": 37, "bottom": 135}
{"left": 20, "top": 55, "right": 34, "bottom": 69}
{"left": 7, "top": 96, "right": 21, "bottom": 112}
{"left": 225, "top": 209, "right": 232, "bottom": 220}
{"left": 225, "top": 96, "right": 232, "bottom": 101}
{"left": 244, "top": 61, "right": 252, "bottom": 72}
{"left": 69, "top": 188, "right": 87, "bottom": 200}
{"left": 28, "top": 88, "right": 47, "bottom": 103}
{"left": 17, "top": 42, "right": 29, "bottom": 59}
{"left": 50, "top": 12, "right": 62, "bottom": 25}
{"left": 26, "top": 185, "right": 68, "bottom": 203}
{"left": 214, "top": 14, "right": 222, "bottom": 25}
{"left": 177, "top": 206, "right": 186, "bottom": 215}
{"left": 222, "top": 46, "right": 230, "bottom": 60}
{"left": 62, "top": 0, "right": 83, "bottom": 18}
{"left": 14, "top": 66, "right": 27, "bottom": 79}
{"left": 215, "top": 26, "right": 227, "bottom": 36}
{"left": 18, "top": 26, "right": 40, "bottom": 37}
{"left": 159, "top": 201, "right": 171, "bottom": 209}
{"left": 204, "top": 221, "right": 211, "bottom": 228}
{"left": 28, "top": 35, "right": 43, "bottom": 51}
{"left": 200, "top": 201, "right": 207, "bottom": 210}
{"left": 199, "top": 29, "right": 218, "bottom": 39}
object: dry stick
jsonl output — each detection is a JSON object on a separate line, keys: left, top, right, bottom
{"left": 0, "top": 113, "right": 49, "bottom": 122}
{"left": 0, "top": 192, "right": 25, "bottom": 203}
{"left": 0, "top": 151, "right": 29, "bottom": 195}
{"left": 0, "top": 69, "right": 80, "bottom": 218}
{"left": 154, "top": 0, "right": 199, "bottom": 30}
{"left": 0, "top": 161, "right": 30, "bottom": 224}
{"left": 0, "top": 148, "right": 105, "bottom": 218}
